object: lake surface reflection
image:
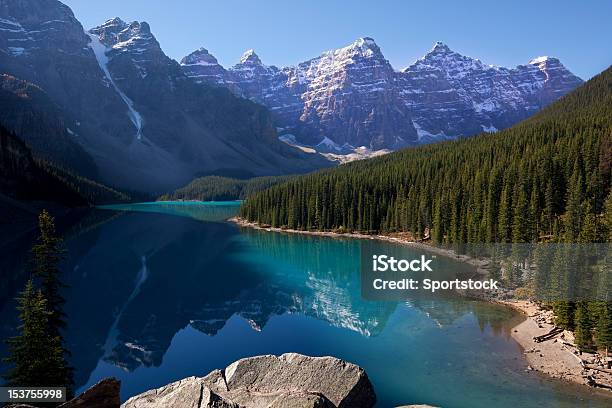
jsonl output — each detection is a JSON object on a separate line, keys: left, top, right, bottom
{"left": 0, "top": 202, "right": 609, "bottom": 407}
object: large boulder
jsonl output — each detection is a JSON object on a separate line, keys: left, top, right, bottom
{"left": 122, "top": 353, "right": 376, "bottom": 408}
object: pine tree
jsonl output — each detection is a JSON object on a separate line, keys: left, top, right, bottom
{"left": 604, "top": 190, "right": 612, "bottom": 241}
{"left": 596, "top": 302, "right": 612, "bottom": 356}
{"left": 498, "top": 185, "right": 511, "bottom": 243}
{"left": 529, "top": 188, "right": 539, "bottom": 241}
{"left": 3, "top": 280, "right": 71, "bottom": 388}
{"left": 553, "top": 301, "right": 575, "bottom": 330}
{"left": 432, "top": 198, "right": 443, "bottom": 243}
{"left": 574, "top": 301, "right": 595, "bottom": 352}
{"left": 511, "top": 183, "right": 529, "bottom": 242}
{"left": 31, "top": 210, "right": 67, "bottom": 337}
{"left": 578, "top": 201, "right": 598, "bottom": 243}
{"left": 543, "top": 181, "right": 555, "bottom": 235}
{"left": 564, "top": 162, "right": 583, "bottom": 242}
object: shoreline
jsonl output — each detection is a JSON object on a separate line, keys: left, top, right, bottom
{"left": 229, "top": 216, "right": 612, "bottom": 393}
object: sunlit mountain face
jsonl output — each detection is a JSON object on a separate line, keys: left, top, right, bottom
{"left": 182, "top": 39, "right": 582, "bottom": 153}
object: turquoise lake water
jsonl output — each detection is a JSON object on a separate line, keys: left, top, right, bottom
{"left": 1, "top": 202, "right": 610, "bottom": 407}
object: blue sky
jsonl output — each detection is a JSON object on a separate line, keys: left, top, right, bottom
{"left": 62, "top": 0, "right": 611, "bottom": 79}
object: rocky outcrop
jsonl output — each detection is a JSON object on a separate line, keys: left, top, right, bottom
{"left": 182, "top": 39, "right": 583, "bottom": 151}
{"left": 121, "top": 353, "right": 376, "bottom": 408}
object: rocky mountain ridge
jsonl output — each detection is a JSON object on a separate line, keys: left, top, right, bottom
{"left": 182, "top": 38, "right": 583, "bottom": 151}
{"left": 0, "top": 1, "right": 329, "bottom": 193}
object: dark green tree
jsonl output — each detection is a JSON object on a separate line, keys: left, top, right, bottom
{"left": 574, "top": 301, "right": 595, "bottom": 352}
{"left": 3, "top": 280, "right": 71, "bottom": 388}
{"left": 596, "top": 302, "right": 612, "bottom": 356}
{"left": 31, "top": 210, "right": 67, "bottom": 337}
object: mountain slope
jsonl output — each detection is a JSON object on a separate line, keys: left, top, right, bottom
{"left": 0, "top": 120, "right": 132, "bottom": 219}
{"left": 240, "top": 66, "right": 611, "bottom": 241}
{"left": 0, "top": 1, "right": 330, "bottom": 193}
{"left": 0, "top": 125, "right": 86, "bottom": 218}
{"left": 0, "top": 74, "right": 98, "bottom": 177}
{"left": 183, "top": 39, "right": 583, "bottom": 151}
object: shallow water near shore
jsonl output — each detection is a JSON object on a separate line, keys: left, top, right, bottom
{"left": 0, "top": 202, "right": 610, "bottom": 407}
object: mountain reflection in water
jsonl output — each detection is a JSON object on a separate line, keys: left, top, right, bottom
{"left": 0, "top": 202, "right": 609, "bottom": 408}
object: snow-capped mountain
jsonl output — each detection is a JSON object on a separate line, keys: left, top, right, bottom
{"left": 180, "top": 47, "right": 229, "bottom": 87}
{"left": 398, "top": 42, "right": 583, "bottom": 140}
{"left": 0, "top": 0, "right": 329, "bottom": 192}
{"left": 182, "top": 39, "right": 583, "bottom": 150}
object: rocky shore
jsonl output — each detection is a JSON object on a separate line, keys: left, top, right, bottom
{"left": 229, "top": 216, "right": 612, "bottom": 393}
{"left": 500, "top": 300, "right": 612, "bottom": 390}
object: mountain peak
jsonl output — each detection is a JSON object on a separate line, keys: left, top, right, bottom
{"left": 348, "top": 37, "right": 380, "bottom": 53}
{"left": 181, "top": 47, "right": 220, "bottom": 66}
{"left": 240, "top": 49, "right": 262, "bottom": 65}
{"left": 528, "top": 55, "right": 561, "bottom": 66}
{"left": 430, "top": 41, "right": 452, "bottom": 54}
{"left": 354, "top": 37, "right": 377, "bottom": 47}
{"left": 103, "top": 17, "right": 127, "bottom": 27}
{"left": 91, "top": 19, "right": 150, "bottom": 37}
{"left": 329, "top": 37, "right": 383, "bottom": 60}
{"left": 130, "top": 20, "right": 151, "bottom": 34}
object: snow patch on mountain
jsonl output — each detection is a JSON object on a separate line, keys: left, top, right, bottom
{"left": 87, "top": 32, "right": 144, "bottom": 141}
{"left": 412, "top": 120, "right": 450, "bottom": 141}
{"left": 481, "top": 124, "right": 498, "bottom": 133}
{"left": 316, "top": 136, "right": 345, "bottom": 153}
{"left": 279, "top": 134, "right": 390, "bottom": 163}
{"left": 529, "top": 56, "right": 551, "bottom": 65}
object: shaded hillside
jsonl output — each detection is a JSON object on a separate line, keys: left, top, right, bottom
{"left": 0, "top": 123, "right": 133, "bottom": 226}
{"left": 0, "top": 74, "right": 97, "bottom": 178}
{"left": 0, "top": 125, "right": 86, "bottom": 222}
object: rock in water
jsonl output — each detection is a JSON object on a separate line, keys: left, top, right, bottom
{"left": 121, "top": 353, "right": 376, "bottom": 408}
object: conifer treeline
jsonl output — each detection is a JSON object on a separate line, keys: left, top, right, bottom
{"left": 159, "top": 175, "right": 292, "bottom": 202}
{"left": 241, "top": 67, "right": 612, "bottom": 352}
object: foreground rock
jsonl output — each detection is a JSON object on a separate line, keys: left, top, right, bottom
{"left": 122, "top": 353, "right": 376, "bottom": 408}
